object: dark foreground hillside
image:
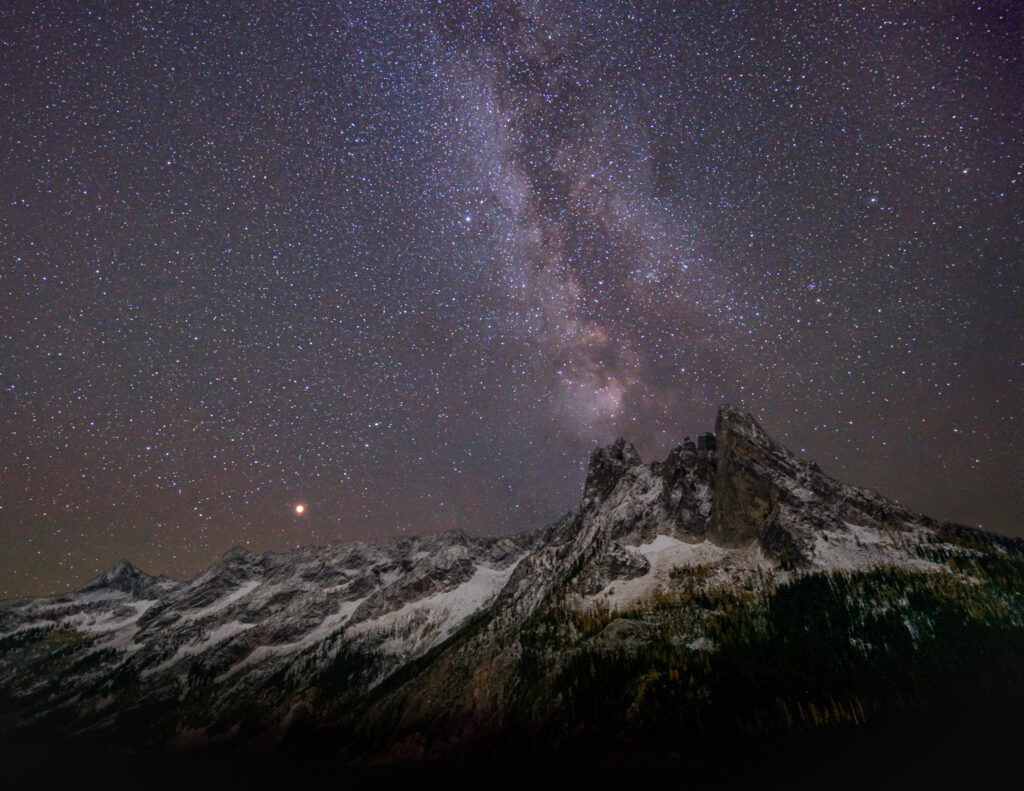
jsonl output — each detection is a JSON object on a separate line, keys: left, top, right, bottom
{"left": 5, "top": 554, "right": 1022, "bottom": 788}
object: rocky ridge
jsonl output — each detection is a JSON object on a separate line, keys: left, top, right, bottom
{"left": 1, "top": 405, "right": 1021, "bottom": 768}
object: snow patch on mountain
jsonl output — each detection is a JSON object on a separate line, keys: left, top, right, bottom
{"left": 810, "top": 522, "right": 943, "bottom": 573}
{"left": 583, "top": 536, "right": 776, "bottom": 611}
{"left": 144, "top": 620, "right": 257, "bottom": 678}
{"left": 77, "top": 598, "right": 160, "bottom": 634}
{"left": 184, "top": 579, "right": 262, "bottom": 620}
{"left": 347, "top": 561, "right": 519, "bottom": 656}
{"left": 222, "top": 596, "right": 369, "bottom": 679}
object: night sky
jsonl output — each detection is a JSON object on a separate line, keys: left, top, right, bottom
{"left": 2, "top": 2, "right": 1020, "bottom": 598}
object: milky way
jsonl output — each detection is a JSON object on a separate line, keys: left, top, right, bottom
{"left": 1, "top": 2, "right": 1020, "bottom": 596}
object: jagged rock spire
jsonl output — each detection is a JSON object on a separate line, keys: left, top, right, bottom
{"left": 584, "top": 436, "right": 643, "bottom": 501}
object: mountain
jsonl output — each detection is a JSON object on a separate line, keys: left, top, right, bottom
{"left": 2, "top": 406, "right": 1022, "bottom": 783}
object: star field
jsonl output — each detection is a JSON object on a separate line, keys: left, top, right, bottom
{"left": 1, "top": 2, "right": 1020, "bottom": 597}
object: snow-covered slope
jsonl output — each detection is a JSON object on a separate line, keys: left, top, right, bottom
{"left": 0, "top": 531, "right": 528, "bottom": 730}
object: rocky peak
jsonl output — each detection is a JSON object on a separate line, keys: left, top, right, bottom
{"left": 584, "top": 436, "right": 643, "bottom": 501}
{"left": 220, "top": 546, "right": 259, "bottom": 563}
{"left": 572, "top": 405, "right": 956, "bottom": 571}
{"left": 79, "top": 561, "right": 161, "bottom": 597}
{"left": 715, "top": 405, "right": 780, "bottom": 451}
{"left": 706, "top": 405, "right": 939, "bottom": 566}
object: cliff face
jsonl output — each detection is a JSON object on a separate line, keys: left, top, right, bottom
{"left": 711, "top": 406, "right": 783, "bottom": 547}
{"left": 1, "top": 406, "right": 1021, "bottom": 769}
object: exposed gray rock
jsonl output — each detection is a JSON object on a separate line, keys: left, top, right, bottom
{"left": 711, "top": 406, "right": 787, "bottom": 547}
{"left": 577, "top": 541, "right": 650, "bottom": 595}
{"left": 588, "top": 618, "right": 658, "bottom": 652}
{"left": 584, "top": 437, "right": 643, "bottom": 501}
